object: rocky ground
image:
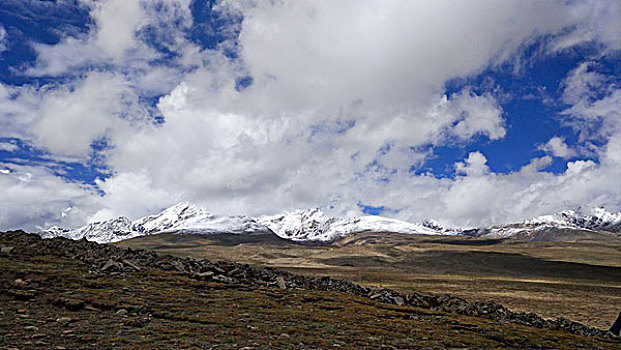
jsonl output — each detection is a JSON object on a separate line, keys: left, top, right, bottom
{"left": 1, "top": 230, "right": 620, "bottom": 349}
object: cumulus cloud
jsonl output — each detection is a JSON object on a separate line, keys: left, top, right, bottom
{"left": 455, "top": 152, "right": 490, "bottom": 177}
{"left": 539, "top": 137, "right": 576, "bottom": 159}
{"left": 1, "top": 0, "right": 620, "bottom": 230}
{"left": 30, "top": 72, "right": 147, "bottom": 158}
{"left": 0, "top": 163, "right": 96, "bottom": 231}
{"left": 222, "top": 0, "right": 576, "bottom": 110}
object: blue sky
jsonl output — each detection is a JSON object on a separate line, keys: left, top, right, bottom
{"left": 0, "top": 0, "right": 620, "bottom": 230}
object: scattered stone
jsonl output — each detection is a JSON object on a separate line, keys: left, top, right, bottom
{"left": 609, "top": 312, "right": 621, "bottom": 337}
{"left": 115, "top": 309, "right": 128, "bottom": 317}
{"left": 56, "top": 317, "right": 72, "bottom": 324}
{"left": 122, "top": 259, "right": 141, "bottom": 271}
{"left": 8, "top": 289, "right": 35, "bottom": 300}
{"left": 64, "top": 299, "right": 85, "bottom": 311}
{"left": 276, "top": 276, "right": 286, "bottom": 289}
{"left": 391, "top": 296, "right": 404, "bottom": 306}
{"left": 1, "top": 246, "right": 14, "bottom": 254}
{"left": 195, "top": 271, "right": 214, "bottom": 279}
{"left": 123, "top": 317, "right": 151, "bottom": 327}
{"left": 101, "top": 259, "right": 122, "bottom": 272}
{"left": 84, "top": 305, "right": 99, "bottom": 312}
{"left": 24, "top": 325, "right": 39, "bottom": 331}
{"left": 212, "top": 274, "right": 236, "bottom": 284}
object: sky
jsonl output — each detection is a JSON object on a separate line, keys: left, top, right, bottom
{"left": 0, "top": 0, "right": 620, "bottom": 231}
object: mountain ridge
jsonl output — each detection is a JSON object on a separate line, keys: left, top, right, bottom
{"left": 39, "top": 203, "right": 621, "bottom": 244}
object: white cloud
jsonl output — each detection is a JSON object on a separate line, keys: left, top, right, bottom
{"left": 0, "top": 26, "right": 7, "bottom": 53}
{"left": 0, "top": 163, "right": 97, "bottom": 231}
{"left": 30, "top": 72, "right": 147, "bottom": 158}
{"left": 1, "top": 0, "right": 621, "bottom": 231}
{"left": 0, "top": 142, "right": 18, "bottom": 152}
{"left": 548, "top": 0, "right": 621, "bottom": 53}
{"left": 28, "top": 0, "right": 191, "bottom": 77}
{"left": 223, "top": 0, "right": 575, "bottom": 110}
{"left": 539, "top": 137, "right": 576, "bottom": 159}
{"left": 90, "top": 0, "right": 146, "bottom": 61}
{"left": 455, "top": 152, "right": 490, "bottom": 177}
{"left": 445, "top": 90, "right": 505, "bottom": 141}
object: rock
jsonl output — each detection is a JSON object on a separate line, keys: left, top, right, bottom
{"left": 8, "top": 289, "right": 35, "bottom": 300}
{"left": 171, "top": 260, "right": 187, "bottom": 272}
{"left": 276, "top": 276, "right": 286, "bottom": 289}
{"left": 1, "top": 246, "right": 14, "bottom": 254}
{"left": 24, "top": 325, "right": 39, "bottom": 331}
{"left": 212, "top": 274, "right": 236, "bottom": 284}
{"left": 13, "top": 278, "right": 27, "bottom": 286}
{"left": 122, "top": 259, "right": 141, "bottom": 271}
{"left": 195, "top": 271, "right": 214, "bottom": 279}
{"left": 391, "top": 296, "right": 404, "bottom": 306}
{"left": 115, "top": 309, "right": 128, "bottom": 316}
{"left": 64, "top": 299, "right": 85, "bottom": 311}
{"left": 56, "top": 317, "right": 72, "bottom": 324}
{"left": 609, "top": 312, "right": 621, "bottom": 337}
{"left": 101, "top": 259, "right": 122, "bottom": 272}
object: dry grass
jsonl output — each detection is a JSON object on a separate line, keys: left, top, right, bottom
{"left": 116, "top": 232, "right": 621, "bottom": 330}
{"left": 2, "top": 252, "right": 619, "bottom": 349}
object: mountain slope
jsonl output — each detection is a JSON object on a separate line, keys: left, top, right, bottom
{"left": 39, "top": 204, "right": 621, "bottom": 244}
{"left": 464, "top": 207, "right": 621, "bottom": 241}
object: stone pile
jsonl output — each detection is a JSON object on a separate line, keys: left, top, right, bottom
{"left": 0, "top": 230, "right": 610, "bottom": 338}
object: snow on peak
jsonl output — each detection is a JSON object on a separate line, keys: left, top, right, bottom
{"left": 134, "top": 202, "right": 270, "bottom": 235}
{"left": 41, "top": 203, "right": 272, "bottom": 243}
{"left": 40, "top": 216, "right": 146, "bottom": 243}
{"left": 134, "top": 202, "right": 211, "bottom": 233}
{"left": 256, "top": 208, "right": 448, "bottom": 241}
{"left": 256, "top": 208, "right": 328, "bottom": 240}
{"left": 522, "top": 206, "right": 621, "bottom": 232}
{"left": 463, "top": 206, "right": 621, "bottom": 239}
{"left": 39, "top": 203, "right": 621, "bottom": 244}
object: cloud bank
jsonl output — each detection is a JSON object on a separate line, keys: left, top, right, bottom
{"left": 0, "top": 0, "right": 620, "bottom": 231}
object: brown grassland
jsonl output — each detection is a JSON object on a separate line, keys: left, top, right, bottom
{"left": 0, "top": 232, "right": 619, "bottom": 349}
{"left": 117, "top": 231, "right": 621, "bottom": 330}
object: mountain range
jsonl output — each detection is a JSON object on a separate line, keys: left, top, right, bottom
{"left": 39, "top": 203, "right": 621, "bottom": 244}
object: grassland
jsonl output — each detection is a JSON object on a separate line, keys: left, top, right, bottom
{"left": 117, "top": 231, "right": 621, "bottom": 330}
{"left": 2, "top": 239, "right": 619, "bottom": 349}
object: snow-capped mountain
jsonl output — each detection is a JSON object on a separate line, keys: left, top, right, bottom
{"left": 461, "top": 206, "right": 621, "bottom": 239}
{"left": 39, "top": 204, "right": 621, "bottom": 244}
{"left": 134, "top": 203, "right": 271, "bottom": 235}
{"left": 39, "top": 217, "right": 147, "bottom": 244}
{"left": 40, "top": 203, "right": 272, "bottom": 243}
{"left": 524, "top": 207, "right": 621, "bottom": 233}
{"left": 256, "top": 208, "right": 447, "bottom": 241}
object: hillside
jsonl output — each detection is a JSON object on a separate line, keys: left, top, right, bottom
{"left": 2, "top": 230, "right": 620, "bottom": 349}
{"left": 116, "top": 231, "right": 621, "bottom": 330}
